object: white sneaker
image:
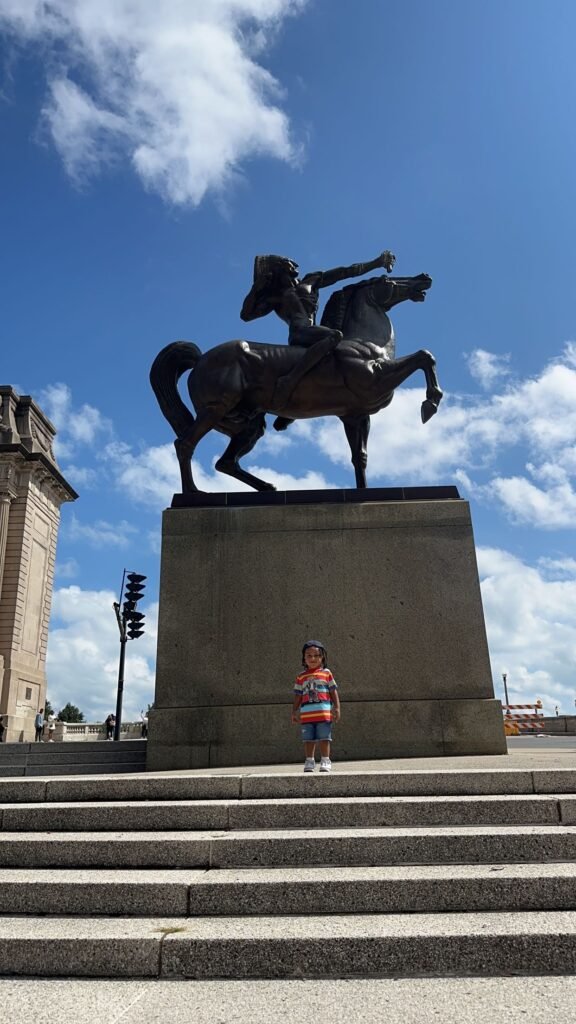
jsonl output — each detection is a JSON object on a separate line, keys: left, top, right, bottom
{"left": 319, "top": 757, "right": 332, "bottom": 773}
{"left": 303, "top": 758, "right": 315, "bottom": 773}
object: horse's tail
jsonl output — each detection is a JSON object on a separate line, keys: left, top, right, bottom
{"left": 150, "top": 341, "right": 202, "bottom": 439}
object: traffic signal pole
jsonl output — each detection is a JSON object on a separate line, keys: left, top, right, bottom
{"left": 112, "top": 571, "right": 147, "bottom": 742}
{"left": 114, "top": 633, "right": 127, "bottom": 742}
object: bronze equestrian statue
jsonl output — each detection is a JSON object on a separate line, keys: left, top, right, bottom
{"left": 240, "top": 250, "right": 396, "bottom": 431}
{"left": 150, "top": 250, "right": 443, "bottom": 493}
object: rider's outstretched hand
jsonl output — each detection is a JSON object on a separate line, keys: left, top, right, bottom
{"left": 379, "top": 250, "right": 396, "bottom": 273}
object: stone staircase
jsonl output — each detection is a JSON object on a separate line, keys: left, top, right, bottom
{"left": 0, "top": 766, "right": 575, "bottom": 978}
{"left": 0, "top": 740, "right": 147, "bottom": 776}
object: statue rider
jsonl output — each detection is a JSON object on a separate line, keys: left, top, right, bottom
{"left": 240, "top": 250, "right": 396, "bottom": 428}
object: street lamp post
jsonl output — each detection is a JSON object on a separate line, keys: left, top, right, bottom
{"left": 502, "top": 672, "right": 510, "bottom": 706}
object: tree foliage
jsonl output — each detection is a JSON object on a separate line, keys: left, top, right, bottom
{"left": 44, "top": 699, "right": 54, "bottom": 718}
{"left": 57, "top": 702, "right": 85, "bottom": 723}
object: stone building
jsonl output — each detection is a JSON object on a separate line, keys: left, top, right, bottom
{"left": 0, "top": 387, "right": 76, "bottom": 742}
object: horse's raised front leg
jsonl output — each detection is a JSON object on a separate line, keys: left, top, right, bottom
{"left": 214, "top": 414, "right": 276, "bottom": 492}
{"left": 341, "top": 415, "right": 371, "bottom": 488}
{"left": 377, "top": 349, "right": 443, "bottom": 424}
{"left": 418, "top": 349, "right": 444, "bottom": 423}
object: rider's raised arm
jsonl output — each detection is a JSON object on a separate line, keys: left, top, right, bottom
{"left": 240, "top": 280, "right": 274, "bottom": 322}
{"left": 303, "top": 251, "right": 396, "bottom": 290}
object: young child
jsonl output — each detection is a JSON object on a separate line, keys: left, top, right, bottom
{"left": 291, "top": 640, "right": 340, "bottom": 773}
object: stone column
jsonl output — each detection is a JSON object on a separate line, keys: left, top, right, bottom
{"left": 0, "top": 388, "right": 77, "bottom": 742}
{"left": 0, "top": 493, "right": 14, "bottom": 591}
{"left": 0, "top": 461, "right": 19, "bottom": 720}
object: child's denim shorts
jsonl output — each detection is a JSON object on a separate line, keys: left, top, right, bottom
{"left": 301, "top": 721, "right": 332, "bottom": 742}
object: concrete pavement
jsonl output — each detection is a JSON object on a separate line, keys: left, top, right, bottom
{"left": 151, "top": 735, "right": 576, "bottom": 775}
{"left": 1, "top": 976, "right": 576, "bottom": 1024}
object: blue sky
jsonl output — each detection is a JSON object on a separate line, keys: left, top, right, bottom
{"left": 1, "top": 0, "right": 575, "bottom": 720}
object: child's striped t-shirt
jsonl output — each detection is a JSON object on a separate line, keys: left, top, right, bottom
{"left": 294, "top": 668, "right": 337, "bottom": 724}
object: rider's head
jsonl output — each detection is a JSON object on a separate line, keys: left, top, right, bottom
{"left": 273, "top": 256, "right": 299, "bottom": 287}
{"left": 253, "top": 255, "right": 298, "bottom": 293}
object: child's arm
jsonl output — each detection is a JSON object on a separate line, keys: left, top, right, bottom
{"left": 291, "top": 693, "right": 302, "bottom": 724}
{"left": 331, "top": 685, "right": 341, "bottom": 722}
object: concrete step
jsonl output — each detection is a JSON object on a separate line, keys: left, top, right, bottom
{"left": 0, "top": 767, "right": 575, "bottom": 803}
{"left": 0, "top": 761, "right": 148, "bottom": 777}
{"left": 1, "top": 863, "right": 576, "bottom": 917}
{"left": 1, "top": 794, "right": 575, "bottom": 832}
{"left": 0, "top": 825, "right": 575, "bottom": 868}
{"left": 25, "top": 750, "right": 146, "bottom": 765}
{"left": 0, "top": 741, "right": 146, "bottom": 756}
{"left": 0, "top": 911, "right": 575, "bottom": 977}
{"left": 186, "top": 863, "right": 576, "bottom": 916}
{"left": 0, "top": 741, "right": 147, "bottom": 777}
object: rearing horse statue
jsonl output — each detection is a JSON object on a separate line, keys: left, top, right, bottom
{"left": 150, "top": 270, "right": 443, "bottom": 493}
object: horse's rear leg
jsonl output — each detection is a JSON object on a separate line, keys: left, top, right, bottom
{"left": 175, "top": 409, "right": 224, "bottom": 493}
{"left": 215, "top": 415, "right": 276, "bottom": 492}
{"left": 341, "top": 415, "right": 371, "bottom": 488}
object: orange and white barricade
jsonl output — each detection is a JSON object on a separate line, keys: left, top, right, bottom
{"left": 502, "top": 702, "right": 544, "bottom": 736}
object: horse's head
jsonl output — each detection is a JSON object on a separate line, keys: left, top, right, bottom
{"left": 407, "top": 273, "right": 432, "bottom": 302}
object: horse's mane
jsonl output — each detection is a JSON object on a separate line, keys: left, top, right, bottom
{"left": 321, "top": 276, "right": 379, "bottom": 332}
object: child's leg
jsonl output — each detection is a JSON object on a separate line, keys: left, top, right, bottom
{"left": 304, "top": 741, "right": 316, "bottom": 759}
{"left": 319, "top": 740, "right": 330, "bottom": 758}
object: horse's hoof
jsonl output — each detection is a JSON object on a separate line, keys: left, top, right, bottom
{"left": 421, "top": 399, "right": 438, "bottom": 424}
{"left": 258, "top": 482, "right": 277, "bottom": 492}
{"left": 273, "top": 417, "right": 294, "bottom": 432}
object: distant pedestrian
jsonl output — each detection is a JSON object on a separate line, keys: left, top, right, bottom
{"left": 105, "top": 713, "right": 116, "bottom": 740}
{"left": 140, "top": 710, "right": 148, "bottom": 739}
{"left": 34, "top": 708, "right": 44, "bottom": 742}
{"left": 291, "top": 640, "right": 340, "bottom": 773}
{"left": 0, "top": 716, "right": 5, "bottom": 743}
{"left": 555, "top": 706, "right": 559, "bottom": 717}
{"left": 47, "top": 714, "right": 56, "bottom": 742}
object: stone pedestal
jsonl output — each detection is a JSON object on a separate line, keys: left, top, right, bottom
{"left": 0, "top": 387, "right": 77, "bottom": 742}
{"left": 148, "top": 490, "right": 505, "bottom": 770}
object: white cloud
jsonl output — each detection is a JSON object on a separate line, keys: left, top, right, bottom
{"left": 55, "top": 557, "right": 80, "bottom": 580}
{"left": 60, "top": 465, "right": 98, "bottom": 488}
{"left": 147, "top": 530, "right": 162, "bottom": 556}
{"left": 101, "top": 439, "right": 337, "bottom": 506}
{"left": 245, "top": 465, "right": 335, "bottom": 489}
{"left": 479, "top": 547, "right": 576, "bottom": 713}
{"left": 490, "top": 466, "right": 576, "bottom": 529}
{"left": 538, "top": 556, "right": 576, "bottom": 577}
{"left": 311, "top": 392, "right": 494, "bottom": 482}
{"left": 465, "top": 348, "right": 511, "bottom": 389}
{"left": 38, "top": 382, "right": 112, "bottom": 460}
{"left": 102, "top": 441, "right": 195, "bottom": 508}
{"left": 304, "top": 344, "right": 576, "bottom": 528}
{"left": 67, "top": 512, "right": 137, "bottom": 549}
{"left": 47, "top": 585, "right": 156, "bottom": 721}
{"left": 0, "top": 0, "right": 307, "bottom": 206}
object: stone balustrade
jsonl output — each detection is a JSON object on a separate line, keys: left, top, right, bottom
{"left": 41, "top": 721, "right": 145, "bottom": 743}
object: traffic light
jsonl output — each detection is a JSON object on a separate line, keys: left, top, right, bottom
{"left": 123, "top": 572, "right": 147, "bottom": 640}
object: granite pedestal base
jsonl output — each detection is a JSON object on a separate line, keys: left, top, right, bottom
{"left": 147, "top": 493, "right": 505, "bottom": 770}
